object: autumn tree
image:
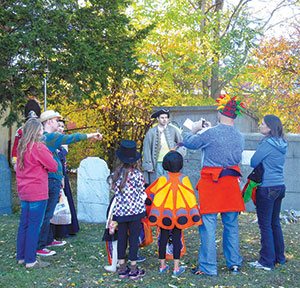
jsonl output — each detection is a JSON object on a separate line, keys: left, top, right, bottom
{"left": 240, "top": 31, "right": 300, "bottom": 133}
{"left": 130, "top": 0, "right": 261, "bottom": 104}
{"left": 51, "top": 79, "right": 154, "bottom": 169}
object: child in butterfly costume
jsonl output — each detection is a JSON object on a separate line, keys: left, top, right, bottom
{"left": 146, "top": 150, "right": 202, "bottom": 276}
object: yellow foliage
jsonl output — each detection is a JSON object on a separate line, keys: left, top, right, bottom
{"left": 243, "top": 32, "right": 300, "bottom": 133}
{"left": 51, "top": 79, "right": 155, "bottom": 169}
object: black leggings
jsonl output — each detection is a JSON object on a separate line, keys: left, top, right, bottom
{"left": 159, "top": 227, "right": 182, "bottom": 260}
{"left": 117, "top": 219, "right": 141, "bottom": 261}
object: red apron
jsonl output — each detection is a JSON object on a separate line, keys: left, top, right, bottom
{"left": 196, "top": 165, "right": 245, "bottom": 214}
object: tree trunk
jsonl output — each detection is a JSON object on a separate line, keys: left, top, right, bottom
{"left": 210, "top": 0, "right": 223, "bottom": 99}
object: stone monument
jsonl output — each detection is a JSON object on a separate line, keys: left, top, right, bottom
{"left": 0, "top": 154, "right": 12, "bottom": 214}
{"left": 77, "top": 157, "right": 110, "bottom": 223}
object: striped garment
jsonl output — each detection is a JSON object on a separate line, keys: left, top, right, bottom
{"left": 42, "top": 132, "right": 87, "bottom": 180}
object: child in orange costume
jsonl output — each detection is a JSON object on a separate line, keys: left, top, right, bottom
{"left": 146, "top": 150, "right": 202, "bottom": 276}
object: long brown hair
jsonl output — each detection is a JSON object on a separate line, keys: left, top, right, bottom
{"left": 263, "top": 115, "right": 285, "bottom": 140}
{"left": 17, "top": 118, "right": 43, "bottom": 170}
{"left": 111, "top": 162, "right": 138, "bottom": 193}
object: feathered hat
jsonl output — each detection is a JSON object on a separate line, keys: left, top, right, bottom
{"left": 216, "top": 93, "right": 245, "bottom": 119}
{"left": 24, "top": 99, "right": 41, "bottom": 120}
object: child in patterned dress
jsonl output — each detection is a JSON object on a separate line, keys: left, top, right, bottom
{"left": 111, "top": 140, "right": 147, "bottom": 280}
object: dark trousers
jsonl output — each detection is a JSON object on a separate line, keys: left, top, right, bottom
{"left": 117, "top": 219, "right": 141, "bottom": 261}
{"left": 37, "top": 178, "right": 61, "bottom": 250}
{"left": 52, "top": 173, "right": 80, "bottom": 238}
{"left": 159, "top": 227, "right": 182, "bottom": 260}
{"left": 256, "top": 185, "right": 286, "bottom": 268}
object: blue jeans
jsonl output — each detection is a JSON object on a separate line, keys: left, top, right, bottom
{"left": 198, "top": 212, "right": 242, "bottom": 275}
{"left": 256, "top": 185, "right": 285, "bottom": 268}
{"left": 17, "top": 200, "right": 47, "bottom": 263}
{"left": 37, "top": 178, "right": 61, "bottom": 250}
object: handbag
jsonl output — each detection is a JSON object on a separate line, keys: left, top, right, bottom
{"left": 138, "top": 220, "right": 153, "bottom": 247}
{"left": 242, "top": 163, "right": 264, "bottom": 204}
{"left": 50, "top": 189, "right": 71, "bottom": 225}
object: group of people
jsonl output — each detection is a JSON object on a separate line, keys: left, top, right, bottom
{"left": 14, "top": 95, "right": 287, "bottom": 279}
{"left": 104, "top": 94, "right": 287, "bottom": 280}
{"left": 14, "top": 99, "right": 102, "bottom": 268}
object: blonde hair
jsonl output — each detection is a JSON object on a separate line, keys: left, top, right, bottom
{"left": 17, "top": 118, "right": 43, "bottom": 170}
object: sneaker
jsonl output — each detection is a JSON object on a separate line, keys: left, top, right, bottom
{"left": 36, "top": 248, "right": 56, "bottom": 257}
{"left": 46, "top": 240, "right": 66, "bottom": 247}
{"left": 128, "top": 267, "right": 146, "bottom": 280}
{"left": 118, "top": 266, "right": 130, "bottom": 279}
{"left": 136, "top": 255, "right": 146, "bottom": 263}
{"left": 104, "top": 265, "right": 117, "bottom": 273}
{"left": 173, "top": 266, "right": 185, "bottom": 276}
{"left": 129, "top": 255, "right": 146, "bottom": 263}
{"left": 249, "top": 261, "right": 272, "bottom": 271}
{"left": 159, "top": 264, "right": 169, "bottom": 273}
{"left": 230, "top": 265, "right": 240, "bottom": 275}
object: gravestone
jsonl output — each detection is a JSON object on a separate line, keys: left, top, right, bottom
{"left": 77, "top": 157, "right": 110, "bottom": 223}
{"left": 0, "top": 154, "right": 12, "bottom": 214}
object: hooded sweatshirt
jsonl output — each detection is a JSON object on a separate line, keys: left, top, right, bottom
{"left": 250, "top": 136, "right": 287, "bottom": 187}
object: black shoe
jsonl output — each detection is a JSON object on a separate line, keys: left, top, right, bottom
{"left": 118, "top": 266, "right": 130, "bottom": 279}
{"left": 230, "top": 265, "right": 240, "bottom": 275}
{"left": 128, "top": 267, "right": 146, "bottom": 280}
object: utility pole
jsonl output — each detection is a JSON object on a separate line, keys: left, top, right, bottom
{"left": 43, "top": 60, "right": 49, "bottom": 111}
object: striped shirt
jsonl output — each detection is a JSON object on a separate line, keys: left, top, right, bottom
{"left": 42, "top": 132, "right": 87, "bottom": 180}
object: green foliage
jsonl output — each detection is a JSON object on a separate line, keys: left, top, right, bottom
{"left": 52, "top": 79, "right": 155, "bottom": 169}
{"left": 0, "top": 0, "right": 151, "bottom": 126}
{"left": 130, "top": 0, "right": 263, "bottom": 102}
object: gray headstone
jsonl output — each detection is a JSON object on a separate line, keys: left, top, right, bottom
{"left": 77, "top": 157, "right": 110, "bottom": 223}
{"left": 0, "top": 154, "right": 12, "bottom": 214}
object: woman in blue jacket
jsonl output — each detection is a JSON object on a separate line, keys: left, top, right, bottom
{"left": 249, "top": 115, "right": 287, "bottom": 271}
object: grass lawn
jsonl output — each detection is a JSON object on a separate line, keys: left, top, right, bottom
{"left": 1, "top": 174, "right": 300, "bottom": 288}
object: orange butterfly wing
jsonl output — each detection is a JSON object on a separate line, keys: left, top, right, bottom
{"left": 146, "top": 173, "right": 202, "bottom": 230}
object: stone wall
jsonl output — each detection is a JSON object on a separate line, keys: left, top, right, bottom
{"left": 241, "top": 133, "right": 300, "bottom": 212}
{"left": 156, "top": 106, "right": 300, "bottom": 211}
{"left": 157, "top": 105, "right": 259, "bottom": 133}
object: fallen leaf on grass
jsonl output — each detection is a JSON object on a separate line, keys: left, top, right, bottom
{"left": 89, "top": 255, "right": 98, "bottom": 260}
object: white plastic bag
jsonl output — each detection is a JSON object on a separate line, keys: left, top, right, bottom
{"left": 50, "top": 189, "right": 71, "bottom": 225}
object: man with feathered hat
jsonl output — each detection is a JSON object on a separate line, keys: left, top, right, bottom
{"left": 11, "top": 98, "right": 41, "bottom": 169}
{"left": 183, "top": 93, "right": 246, "bottom": 276}
{"left": 142, "top": 108, "right": 186, "bottom": 185}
